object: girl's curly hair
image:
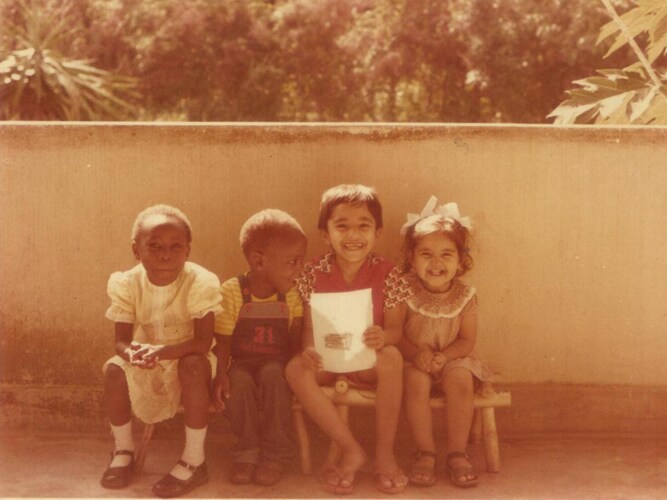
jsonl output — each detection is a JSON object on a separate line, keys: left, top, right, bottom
{"left": 401, "top": 215, "right": 473, "bottom": 276}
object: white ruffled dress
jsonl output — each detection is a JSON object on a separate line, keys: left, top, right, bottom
{"left": 103, "top": 262, "right": 222, "bottom": 424}
{"left": 404, "top": 274, "right": 493, "bottom": 383}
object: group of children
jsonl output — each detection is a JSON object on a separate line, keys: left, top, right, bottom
{"left": 99, "top": 184, "right": 493, "bottom": 498}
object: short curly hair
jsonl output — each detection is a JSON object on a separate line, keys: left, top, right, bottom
{"left": 131, "top": 204, "right": 192, "bottom": 243}
{"left": 317, "top": 184, "right": 383, "bottom": 230}
{"left": 240, "top": 209, "right": 306, "bottom": 258}
{"left": 402, "top": 215, "right": 473, "bottom": 276}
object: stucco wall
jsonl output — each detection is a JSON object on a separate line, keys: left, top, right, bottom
{"left": 1, "top": 123, "right": 666, "bottom": 388}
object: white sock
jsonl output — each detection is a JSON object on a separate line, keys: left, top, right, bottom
{"left": 110, "top": 421, "right": 134, "bottom": 468}
{"left": 170, "top": 426, "right": 207, "bottom": 480}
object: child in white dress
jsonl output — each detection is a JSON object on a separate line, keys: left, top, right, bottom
{"left": 100, "top": 204, "right": 222, "bottom": 498}
{"left": 398, "top": 197, "right": 493, "bottom": 489}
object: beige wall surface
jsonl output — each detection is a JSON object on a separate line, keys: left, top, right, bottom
{"left": 1, "top": 123, "right": 666, "bottom": 387}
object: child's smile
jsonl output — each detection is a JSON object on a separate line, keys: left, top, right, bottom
{"left": 322, "top": 202, "right": 380, "bottom": 268}
{"left": 411, "top": 232, "right": 461, "bottom": 293}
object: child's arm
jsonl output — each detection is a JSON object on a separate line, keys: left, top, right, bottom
{"left": 300, "top": 304, "right": 323, "bottom": 371}
{"left": 114, "top": 322, "right": 135, "bottom": 361}
{"left": 134, "top": 311, "right": 216, "bottom": 363}
{"left": 211, "top": 333, "right": 231, "bottom": 411}
{"left": 362, "top": 302, "right": 407, "bottom": 350}
{"left": 288, "top": 317, "right": 303, "bottom": 357}
{"left": 439, "top": 311, "right": 477, "bottom": 364}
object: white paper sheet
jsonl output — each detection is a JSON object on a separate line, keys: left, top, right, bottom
{"left": 310, "top": 288, "right": 376, "bottom": 373}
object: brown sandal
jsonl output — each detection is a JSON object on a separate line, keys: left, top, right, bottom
{"left": 409, "top": 450, "right": 437, "bottom": 487}
{"left": 446, "top": 451, "right": 478, "bottom": 488}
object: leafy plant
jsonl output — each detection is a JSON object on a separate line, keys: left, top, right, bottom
{"left": 0, "top": 0, "right": 138, "bottom": 120}
{"left": 549, "top": 0, "right": 667, "bottom": 124}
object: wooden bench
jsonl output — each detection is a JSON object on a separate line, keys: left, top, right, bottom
{"left": 291, "top": 377, "right": 511, "bottom": 475}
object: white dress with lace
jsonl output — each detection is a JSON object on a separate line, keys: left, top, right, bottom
{"left": 103, "top": 262, "right": 222, "bottom": 423}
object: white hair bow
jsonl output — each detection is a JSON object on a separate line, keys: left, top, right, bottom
{"left": 400, "top": 196, "right": 472, "bottom": 235}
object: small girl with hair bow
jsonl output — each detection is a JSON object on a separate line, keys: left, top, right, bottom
{"left": 398, "top": 197, "right": 493, "bottom": 489}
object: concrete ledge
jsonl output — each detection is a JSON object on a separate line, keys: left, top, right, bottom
{"left": 2, "top": 383, "right": 666, "bottom": 437}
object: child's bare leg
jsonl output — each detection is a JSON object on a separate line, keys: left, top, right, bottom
{"left": 105, "top": 364, "right": 132, "bottom": 426}
{"left": 179, "top": 354, "right": 211, "bottom": 429}
{"left": 440, "top": 368, "right": 476, "bottom": 484}
{"left": 103, "top": 364, "right": 134, "bottom": 469}
{"left": 286, "top": 356, "right": 366, "bottom": 486}
{"left": 404, "top": 364, "right": 436, "bottom": 482}
{"left": 371, "top": 346, "right": 407, "bottom": 489}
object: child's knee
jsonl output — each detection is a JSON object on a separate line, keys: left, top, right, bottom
{"left": 259, "top": 361, "right": 287, "bottom": 385}
{"left": 376, "top": 345, "right": 403, "bottom": 372}
{"left": 442, "top": 369, "right": 473, "bottom": 397}
{"left": 104, "top": 363, "right": 127, "bottom": 388}
{"left": 285, "top": 355, "right": 304, "bottom": 384}
{"left": 178, "top": 353, "right": 209, "bottom": 380}
{"left": 404, "top": 364, "right": 431, "bottom": 390}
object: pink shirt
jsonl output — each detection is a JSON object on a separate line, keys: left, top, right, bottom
{"left": 297, "top": 252, "right": 411, "bottom": 326}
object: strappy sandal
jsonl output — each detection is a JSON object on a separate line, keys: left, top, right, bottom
{"left": 100, "top": 449, "right": 134, "bottom": 489}
{"left": 409, "top": 450, "right": 437, "bottom": 487}
{"left": 446, "top": 451, "right": 478, "bottom": 488}
{"left": 152, "top": 460, "right": 209, "bottom": 498}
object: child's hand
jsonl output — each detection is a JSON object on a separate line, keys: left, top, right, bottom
{"left": 430, "top": 352, "right": 446, "bottom": 374}
{"left": 302, "top": 346, "right": 323, "bottom": 372}
{"left": 363, "top": 325, "right": 386, "bottom": 350}
{"left": 128, "top": 342, "right": 162, "bottom": 369}
{"left": 414, "top": 349, "right": 434, "bottom": 373}
{"left": 211, "top": 373, "right": 230, "bottom": 412}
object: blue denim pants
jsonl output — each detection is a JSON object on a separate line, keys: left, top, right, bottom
{"left": 226, "top": 358, "right": 295, "bottom": 465}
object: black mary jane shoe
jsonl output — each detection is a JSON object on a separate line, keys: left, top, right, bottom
{"left": 152, "top": 460, "right": 209, "bottom": 498}
{"left": 100, "top": 449, "right": 134, "bottom": 489}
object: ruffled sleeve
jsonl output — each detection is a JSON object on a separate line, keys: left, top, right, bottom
{"left": 296, "top": 264, "right": 316, "bottom": 305}
{"left": 383, "top": 267, "right": 413, "bottom": 309}
{"left": 459, "top": 292, "right": 478, "bottom": 318}
{"left": 105, "top": 271, "right": 136, "bottom": 323}
{"left": 187, "top": 270, "right": 223, "bottom": 319}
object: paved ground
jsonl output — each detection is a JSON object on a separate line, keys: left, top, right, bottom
{"left": 1, "top": 429, "right": 666, "bottom": 499}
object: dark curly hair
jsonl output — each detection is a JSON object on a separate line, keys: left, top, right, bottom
{"left": 401, "top": 215, "right": 473, "bottom": 276}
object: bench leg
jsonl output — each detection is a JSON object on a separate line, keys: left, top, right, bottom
{"left": 481, "top": 407, "right": 500, "bottom": 472}
{"left": 469, "top": 408, "right": 482, "bottom": 444}
{"left": 134, "top": 422, "right": 155, "bottom": 474}
{"left": 292, "top": 404, "right": 312, "bottom": 475}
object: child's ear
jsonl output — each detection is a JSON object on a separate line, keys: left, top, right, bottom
{"left": 249, "top": 250, "right": 265, "bottom": 270}
{"left": 375, "top": 227, "right": 383, "bottom": 238}
{"left": 320, "top": 229, "right": 331, "bottom": 246}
